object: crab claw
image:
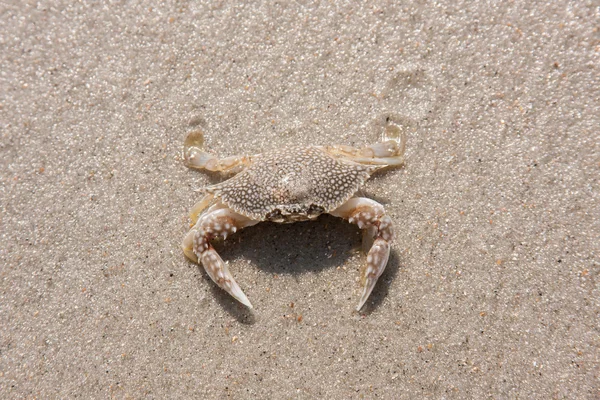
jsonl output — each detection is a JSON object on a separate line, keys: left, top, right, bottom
{"left": 183, "top": 206, "right": 259, "bottom": 308}
{"left": 357, "top": 238, "right": 390, "bottom": 311}
{"left": 201, "top": 248, "right": 253, "bottom": 308}
{"left": 332, "top": 198, "right": 394, "bottom": 311}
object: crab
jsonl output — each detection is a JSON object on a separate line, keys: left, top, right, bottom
{"left": 182, "top": 128, "right": 406, "bottom": 311}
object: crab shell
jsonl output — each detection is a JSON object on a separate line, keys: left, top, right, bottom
{"left": 205, "top": 146, "right": 378, "bottom": 223}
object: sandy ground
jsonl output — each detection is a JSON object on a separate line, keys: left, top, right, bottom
{"left": 1, "top": 1, "right": 599, "bottom": 398}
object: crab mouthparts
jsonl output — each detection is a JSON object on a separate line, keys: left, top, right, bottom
{"left": 265, "top": 204, "right": 325, "bottom": 223}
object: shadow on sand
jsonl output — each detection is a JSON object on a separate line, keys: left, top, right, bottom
{"left": 190, "top": 213, "right": 402, "bottom": 322}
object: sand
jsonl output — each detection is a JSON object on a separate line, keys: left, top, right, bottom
{"left": 1, "top": 1, "right": 598, "bottom": 398}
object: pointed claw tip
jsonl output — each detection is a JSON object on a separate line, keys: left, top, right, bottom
{"left": 235, "top": 294, "right": 250, "bottom": 306}
{"left": 356, "top": 276, "right": 378, "bottom": 312}
{"left": 356, "top": 293, "right": 369, "bottom": 312}
{"left": 229, "top": 285, "right": 253, "bottom": 309}
{"left": 239, "top": 298, "right": 253, "bottom": 309}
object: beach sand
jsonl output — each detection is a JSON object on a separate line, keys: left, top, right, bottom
{"left": 1, "top": 1, "right": 598, "bottom": 398}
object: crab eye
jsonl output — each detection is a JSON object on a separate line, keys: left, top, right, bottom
{"left": 307, "top": 204, "right": 324, "bottom": 216}
{"left": 266, "top": 209, "right": 283, "bottom": 221}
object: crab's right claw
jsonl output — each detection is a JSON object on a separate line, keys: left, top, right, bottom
{"left": 201, "top": 248, "right": 253, "bottom": 308}
{"left": 183, "top": 229, "right": 252, "bottom": 307}
{"left": 183, "top": 207, "right": 259, "bottom": 309}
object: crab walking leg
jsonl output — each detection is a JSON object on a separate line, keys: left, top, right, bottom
{"left": 182, "top": 208, "right": 259, "bottom": 308}
{"left": 188, "top": 193, "right": 214, "bottom": 225}
{"left": 184, "top": 146, "right": 251, "bottom": 174}
{"left": 359, "top": 138, "right": 406, "bottom": 166}
{"left": 324, "top": 131, "right": 406, "bottom": 167}
{"left": 331, "top": 197, "right": 394, "bottom": 311}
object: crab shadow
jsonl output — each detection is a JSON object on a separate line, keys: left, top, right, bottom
{"left": 197, "top": 213, "right": 401, "bottom": 321}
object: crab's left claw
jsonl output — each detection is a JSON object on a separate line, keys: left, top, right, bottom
{"left": 357, "top": 237, "right": 390, "bottom": 311}
{"left": 332, "top": 198, "right": 394, "bottom": 311}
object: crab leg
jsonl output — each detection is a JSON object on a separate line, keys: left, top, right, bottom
{"left": 184, "top": 146, "right": 251, "bottom": 174}
{"left": 188, "top": 193, "right": 214, "bottom": 224}
{"left": 324, "top": 131, "right": 406, "bottom": 167}
{"left": 182, "top": 207, "right": 259, "bottom": 308}
{"left": 331, "top": 197, "right": 394, "bottom": 311}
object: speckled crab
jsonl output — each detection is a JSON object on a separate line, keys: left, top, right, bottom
{"left": 182, "top": 128, "right": 406, "bottom": 311}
